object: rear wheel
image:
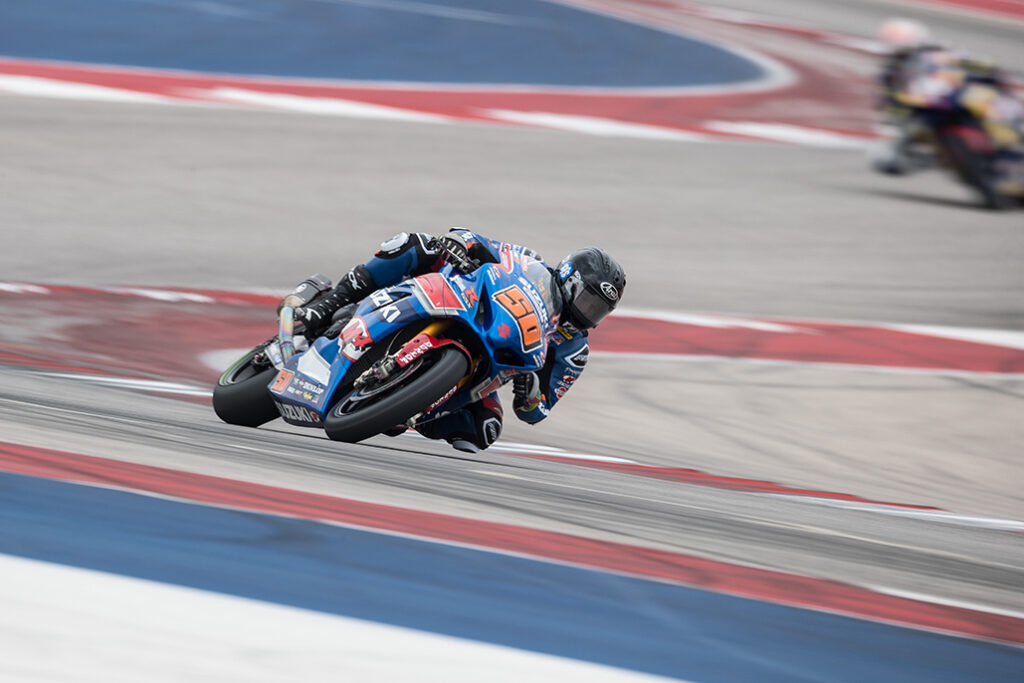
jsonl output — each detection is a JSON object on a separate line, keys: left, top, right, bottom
{"left": 212, "top": 346, "right": 280, "bottom": 427}
{"left": 323, "top": 347, "right": 468, "bottom": 443}
{"left": 942, "top": 130, "right": 1013, "bottom": 210}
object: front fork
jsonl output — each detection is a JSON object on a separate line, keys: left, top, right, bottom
{"left": 352, "top": 320, "right": 474, "bottom": 394}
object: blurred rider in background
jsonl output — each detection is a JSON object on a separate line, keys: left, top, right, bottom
{"left": 287, "top": 229, "right": 626, "bottom": 453}
{"left": 872, "top": 17, "right": 1024, "bottom": 194}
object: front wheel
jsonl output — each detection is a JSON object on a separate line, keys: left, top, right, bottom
{"left": 212, "top": 346, "right": 280, "bottom": 427}
{"left": 323, "top": 347, "right": 469, "bottom": 443}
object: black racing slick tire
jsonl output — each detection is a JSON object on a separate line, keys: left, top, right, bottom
{"left": 942, "top": 131, "right": 1014, "bottom": 211}
{"left": 323, "top": 347, "right": 469, "bottom": 443}
{"left": 212, "top": 347, "right": 280, "bottom": 427}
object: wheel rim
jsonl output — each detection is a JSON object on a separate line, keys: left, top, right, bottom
{"left": 333, "top": 358, "right": 425, "bottom": 415}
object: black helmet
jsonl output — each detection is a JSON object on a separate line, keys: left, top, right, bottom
{"left": 555, "top": 247, "right": 626, "bottom": 329}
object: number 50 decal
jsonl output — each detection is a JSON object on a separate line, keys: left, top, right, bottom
{"left": 494, "top": 286, "right": 542, "bottom": 352}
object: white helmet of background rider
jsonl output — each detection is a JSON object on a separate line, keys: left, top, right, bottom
{"left": 878, "top": 18, "right": 930, "bottom": 51}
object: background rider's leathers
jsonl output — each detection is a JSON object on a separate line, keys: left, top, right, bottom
{"left": 875, "top": 46, "right": 1024, "bottom": 182}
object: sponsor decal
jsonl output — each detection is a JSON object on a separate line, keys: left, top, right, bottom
{"left": 471, "top": 376, "right": 502, "bottom": 402}
{"left": 270, "top": 370, "right": 294, "bottom": 393}
{"left": 339, "top": 316, "right": 373, "bottom": 361}
{"left": 558, "top": 261, "right": 573, "bottom": 279}
{"left": 381, "top": 304, "right": 401, "bottom": 323}
{"left": 396, "top": 336, "right": 436, "bottom": 367}
{"left": 497, "top": 323, "right": 511, "bottom": 339}
{"left": 369, "top": 290, "right": 393, "bottom": 307}
{"left": 600, "top": 281, "right": 619, "bottom": 301}
{"left": 412, "top": 273, "right": 466, "bottom": 314}
{"left": 482, "top": 417, "right": 501, "bottom": 446}
{"left": 462, "top": 286, "right": 479, "bottom": 309}
{"left": 554, "top": 386, "right": 569, "bottom": 399}
{"left": 499, "top": 245, "right": 517, "bottom": 273}
{"left": 297, "top": 379, "right": 325, "bottom": 395}
{"left": 340, "top": 317, "right": 372, "bottom": 348}
{"left": 277, "top": 402, "right": 321, "bottom": 424}
{"left": 424, "top": 384, "right": 458, "bottom": 413}
{"left": 516, "top": 276, "right": 550, "bottom": 326}
{"left": 281, "top": 375, "right": 327, "bottom": 406}
{"left": 566, "top": 346, "right": 589, "bottom": 368}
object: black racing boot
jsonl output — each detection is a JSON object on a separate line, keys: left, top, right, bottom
{"left": 299, "top": 265, "right": 376, "bottom": 336}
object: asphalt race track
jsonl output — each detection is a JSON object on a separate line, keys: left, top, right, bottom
{"left": 1, "top": 0, "right": 1022, "bottom": 680}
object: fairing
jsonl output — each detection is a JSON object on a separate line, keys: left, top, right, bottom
{"left": 268, "top": 259, "right": 559, "bottom": 427}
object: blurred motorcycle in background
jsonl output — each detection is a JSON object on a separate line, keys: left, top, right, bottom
{"left": 872, "top": 21, "right": 1024, "bottom": 210}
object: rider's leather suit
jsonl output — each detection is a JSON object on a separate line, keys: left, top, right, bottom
{"left": 350, "top": 229, "right": 590, "bottom": 452}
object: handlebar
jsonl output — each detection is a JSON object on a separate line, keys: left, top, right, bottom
{"left": 435, "top": 241, "right": 477, "bottom": 274}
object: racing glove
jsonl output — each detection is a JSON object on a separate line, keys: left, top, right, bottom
{"left": 512, "top": 372, "right": 544, "bottom": 413}
{"left": 433, "top": 233, "right": 476, "bottom": 274}
{"left": 293, "top": 304, "right": 331, "bottom": 334}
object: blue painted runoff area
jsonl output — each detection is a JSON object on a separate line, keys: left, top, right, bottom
{"left": 1, "top": 472, "right": 1020, "bottom": 682}
{"left": 0, "top": 0, "right": 765, "bottom": 87}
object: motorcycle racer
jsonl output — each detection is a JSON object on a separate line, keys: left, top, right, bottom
{"left": 873, "top": 18, "right": 949, "bottom": 174}
{"left": 288, "top": 229, "right": 626, "bottom": 453}
{"left": 872, "top": 18, "right": 1024, "bottom": 196}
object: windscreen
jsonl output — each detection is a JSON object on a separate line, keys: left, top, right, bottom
{"left": 522, "top": 258, "right": 557, "bottom": 318}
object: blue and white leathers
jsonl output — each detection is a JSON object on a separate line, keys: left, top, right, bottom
{"left": 327, "top": 229, "right": 593, "bottom": 448}
{"left": 366, "top": 229, "right": 589, "bottom": 427}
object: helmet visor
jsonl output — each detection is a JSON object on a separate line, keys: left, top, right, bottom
{"left": 571, "top": 286, "right": 614, "bottom": 327}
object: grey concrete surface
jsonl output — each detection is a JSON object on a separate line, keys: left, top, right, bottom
{"left": 1, "top": 96, "right": 1022, "bottom": 328}
{"left": 2, "top": 369, "right": 1022, "bottom": 613}
{"left": 1, "top": 0, "right": 1022, "bottom": 622}
{"left": 504, "top": 355, "right": 1024, "bottom": 520}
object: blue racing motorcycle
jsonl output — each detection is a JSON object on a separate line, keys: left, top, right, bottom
{"left": 213, "top": 252, "right": 558, "bottom": 443}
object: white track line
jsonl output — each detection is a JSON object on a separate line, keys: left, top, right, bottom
{"left": 107, "top": 287, "right": 216, "bottom": 303}
{"left": 25, "top": 372, "right": 1023, "bottom": 532}
{"left": 704, "top": 121, "right": 872, "bottom": 148}
{"left": 196, "top": 87, "right": 454, "bottom": 122}
{"left": 614, "top": 307, "right": 814, "bottom": 333}
{"left": 887, "top": 324, "right": 1024, "bottom": 351}
{"left": 38, "top": 372, "right": 213, "bottom": 397}
{"left": 482, "top": 110, "right": 712, "bottom": 141}
{"left": 589, "top": 350, "right": 1024, "bottom": 377}
{"left": 0, "top": 282, "right": 50, "bottom": 294}
{"left": 0, "top": 76, "right": 882, "bottom": 148}
{"left": 863, "top": 585, "right": 1024, "bottom": 619}
{"left": 0, "top": 554, "right": 679, "bottom": 683}
{"left": 770, "top": 495, "right": 1024, "bottom": 531}
{"left": 0, "top": 74, "right": 175, "bottom": 104}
